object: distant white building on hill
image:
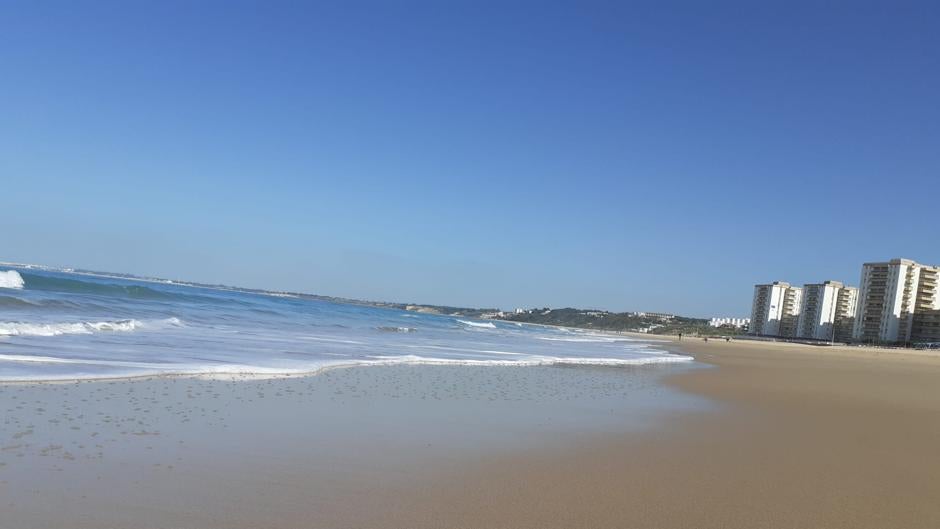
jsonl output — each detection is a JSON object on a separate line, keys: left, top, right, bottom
{"left": 709, "top": 317, "right": 749, "bottom": 328}
{"left": 853, "top": 258, "right": 940, "bottom": 344}
{"left": 750, "top": 282, "right": 802, "bottom": 337}
{"left": 796, "top": 281, "right": 858, "bottom": 341}
{"left": 632, "top": 312, "right": 675, "bottom": 321}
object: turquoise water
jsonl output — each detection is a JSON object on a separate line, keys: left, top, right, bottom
{"left": 0, "top": 267, "right": 691, "bottom": 381}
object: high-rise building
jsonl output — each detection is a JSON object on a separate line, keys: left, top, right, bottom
{"left": 750, "top": 282, "right": 802, "bottom": 337}
{"left": 911, "top": 266, "right": 940, "bottom": 343}
{"left": 833, "top": 286, "right": 859, "bottom": 342}
{"left": 796, "top": 281, "right": 858, "bottom": 341}
{"left": 852, "top": 258, "right": 940, "bottom": 344}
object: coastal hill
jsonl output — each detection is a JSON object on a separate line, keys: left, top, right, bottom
{"left": 491, "top": 308, "right": 736, "bottom": 336}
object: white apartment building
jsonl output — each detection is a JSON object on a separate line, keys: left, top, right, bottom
{"left": 709, "top": 317, "right": 750, "bottom": 328}
{"left": 750, "top": 282, "right": 802, "bottom": 337}
{"left": 632, "top": 312, "right": 675, "bottom": 320}
{"left": 833, "top": 285, "right": 860, "bottom": 342}
{"left": 853, "top": 258, "right": 940, "bottom": 344}
{"left": 912, "top": 266, "right": 940, "bottom": 343}
{"left": 796, "top": 281, "right": 858, "bottom": 341}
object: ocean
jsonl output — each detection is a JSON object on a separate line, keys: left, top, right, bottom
{"left": 0, "top": 267, "right": 691, "bottom": 381}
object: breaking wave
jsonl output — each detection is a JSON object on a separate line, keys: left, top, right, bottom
{"left": 13, "top": 271, "right": 230, "bottom": 304}
{"left": 0, "top": 270, "right": 25, "bottom": 289}
{"left": 0, "top": 317, "right": 183, "bottom": 337}
{"left": 458, "top": 320, "right": 496, "bottom": 329}
{"left": 376, "top": 326, "right": 417, "bottom": 333}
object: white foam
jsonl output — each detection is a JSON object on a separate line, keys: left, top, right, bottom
{"left": 0, "top": 353, "right": 162, "bottom": 368}
{"left": 538, "top": 336, "right": 627, "bottom": 343}
{"left": 299, "top": 335, "right": 366, "bottom": 345}
{"left": 361, "top": 353, "right": 693, "bottom": 367}
{"left": 377, "top": 326, "right": 417, "bottom": 333}
{"left": 0, "top": 270, "right": 25, "bottom": 289}
{"left": 0, "top": 317, "right": 182, "bottom": 337}
{"left": 0, "top": 348, "right": 693, "bottom": 382}
{"left": 0, "top": 355, "right": 322, "bottom": 382}
{"left": 458, "top": 320, "right": 496, "bottom": 329}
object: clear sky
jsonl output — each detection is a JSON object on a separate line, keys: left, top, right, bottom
{"left": 2, "top": 1, "right": 938, "bottom": 317}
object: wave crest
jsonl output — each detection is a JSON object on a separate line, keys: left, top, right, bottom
{"left": 458, "top": 320, "right": 496, "bottom": 329}
{"left": 376, "top": 326, "right": 417, "bottom": 333}
{"left": 0, "top": 270, "right": 25, "bottom": 290}
{"left": 0, "top": 317, "right": 183, "bottom": 337}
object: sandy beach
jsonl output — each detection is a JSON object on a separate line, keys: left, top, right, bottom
{"left": 370, "top": 338, "right": 940, "bottom": 528}
{"left": 3, "top": 338, "right": 940, "bottom": 528}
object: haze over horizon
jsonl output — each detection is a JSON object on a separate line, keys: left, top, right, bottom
{"left": 3, "top": 2, "right": 939, "bottom": 317}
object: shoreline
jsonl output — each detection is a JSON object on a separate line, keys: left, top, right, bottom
{"left": 0, "top": 353, "right": 694, "bottom": 385}
{"left": 0, "top": 326, "right": 688, "bottom": 385}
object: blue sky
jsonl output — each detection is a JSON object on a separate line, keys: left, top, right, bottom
{"left": 2, "top": 1, "right": 938, "bottom": 316}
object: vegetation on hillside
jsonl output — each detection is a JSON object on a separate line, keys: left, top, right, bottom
{"left": 497, "top": 308, "right": 744, "bottom": 336}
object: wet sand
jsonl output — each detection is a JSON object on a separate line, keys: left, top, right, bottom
{"left": 4, "top": 339, "right": 939, "bottom": 528}
{"left": 0, "top": 363, "right": 702, "bottom": 529}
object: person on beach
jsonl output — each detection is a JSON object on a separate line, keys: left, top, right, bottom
{"left": 678, "top": 333, "right": 683, "bottom": 341}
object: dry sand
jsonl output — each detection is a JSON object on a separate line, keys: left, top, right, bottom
{"left": 3, "top": 339, "right": 939, "bottom": 528}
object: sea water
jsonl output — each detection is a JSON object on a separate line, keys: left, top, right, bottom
{"left": 0, "top": 267, "right": 691, "bottom": 381}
